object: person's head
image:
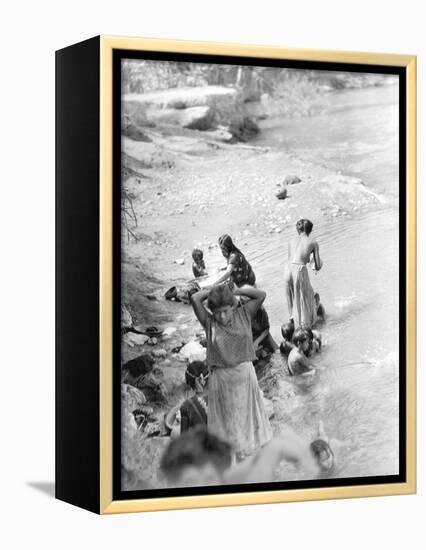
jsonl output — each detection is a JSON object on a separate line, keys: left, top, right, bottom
{"left": 185, "top": 361, "right": 209, "bottom": 393}
{"left": 160, "top": 426, "right": 232, "bottom": 487}
{"left": 218, "top": 234, "right": 237, "bottom": 258}
{"left": 207, "top": 285, "right": 235, "bottom": 326}
{"left": 281, "top": 321, "right": 295, "bottom": 341}
{"left": 314, "top": 292, "right": 320, "bottom": 306}
{"left": 192, "top": 248, "right": 204, "bottom": 264}
{"left": 292, "top": 327, "right": 311, "bottom": 353}
{"left": 310, "top": 439, "right": 334, "bottom": 471}
{"left": 296, "top": 218, "right": 313, "bottom": 236}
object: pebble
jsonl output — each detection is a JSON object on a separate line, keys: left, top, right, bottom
{"left": 174, "top": 259, "right": 185, "bottom": 265}
{"left": 152, "top": 348, "right": 167, "bottom": 358}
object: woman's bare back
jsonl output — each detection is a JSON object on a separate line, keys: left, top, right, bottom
{"left": 290, "top": 235, "right": 316, "bottom": 265}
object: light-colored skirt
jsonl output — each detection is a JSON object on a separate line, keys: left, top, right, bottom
{"left": 286, "top": 263, "right": 317, "bottom": 328}
{"left": 208, "top": 361, "right": 272, "bottom": 455}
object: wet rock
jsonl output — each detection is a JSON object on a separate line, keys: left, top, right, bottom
{"left": 203, "top": 127, "right": 234, "bottom": 143}
{"left": 123, "top": 332, "right": 150, "bottom": 347}
{"left": 136, "top": 371, "right": 168, "bottom": 403}
{"left": 121, "top": 304, "right": 133, "bottom": 331}
{"left": 121, "top": 383, "right": 146, "bottom": 412}
{"left": 180, "top": 106, "right": 214, "bottom": 130}
{"left": 228, "top": 116, "right": 259, "bottom": 142}
{"left": 123, "top": 354, "right": 154, "bottom": 379}
{"left": 122, "top": 123, "right": 152, "bottom": 142}
{"left": 283, "top": 175, "right": 301, "bottom": 186}
{"left": 276, "top": 187, "right": 288, "bottom": 200}
{"left": 151, "top": 348, "right": 167, "bottom": 358}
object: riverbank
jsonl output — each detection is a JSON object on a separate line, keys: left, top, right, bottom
{"left": 120, "top": 115, "right": 389, "bottom": 488}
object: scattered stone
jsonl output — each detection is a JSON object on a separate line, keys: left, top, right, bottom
{"left": 147, "top": 337, "right": 158, "bottom": 346}
{"left": 174, "top": 258, "right": 185, "bottom": 265}
{"left": 122, "top": 383, "right": 146, "bottom": 412}
{"left": 121, "top": 304, "right": 133, "bottom": 331}
{"left": 122, "top": 123, "right": 152, "bottom": 142}
{"left": 123, "top": 354, "right": 154, "bottom": 379}
{"left": 162, "top": 326, "right": 177, "bottom": 338}
{"left": 136, "top": 372, "right": 168, "bottom": 403}
{"left": 122, "top": 332, "right": 150, "bottom": 347}
{"left": 283, "top": 175, "right": 301, "bottom": 186}
{"left": 151, "top": 348, "right": 167, "bottom": 358}
{"left": 276, "top": 187, "right": 288, "bottom": 200}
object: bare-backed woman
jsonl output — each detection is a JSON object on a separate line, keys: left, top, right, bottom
{"left": 285, "top": 218, "right": 322, "bottom": 328}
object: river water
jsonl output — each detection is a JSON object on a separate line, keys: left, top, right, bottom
{"left": 253, "top": 83, "right": 400, "bottom": 479}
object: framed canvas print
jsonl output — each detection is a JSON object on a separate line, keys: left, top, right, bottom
{"left": 55, "top": 36, "right": 416, "bottom": 514}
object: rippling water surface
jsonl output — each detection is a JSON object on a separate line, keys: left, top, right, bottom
{"left": 254, "top": 83, "right": 400, "bottom": 478}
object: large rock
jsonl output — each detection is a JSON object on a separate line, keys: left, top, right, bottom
{"left": 283, "top": 175, "right": 301, "bottom": 186}
{"left": 121, "top": 383, "right": 146, "bottom": 412}
{"left": 179, "top": 106, "right": 214, "bottom": 130}
{"left": 144, "top": 105, "right": 214, "bottom": 131}
{"left": 123, "top": 86, "right": 259, "bottom": 141}
{"left": 228, "top": 116, "right": 259, "bottom": 142}
{"left": 122, "top": 354, "right": 154, "bottom": 379}
{"left": 136, "top": 371, "right": 168, "bottom": 403}
{"left": 124, "top": 85, "right": 239, "bottom": 111}
{"left": 122, "top": 123, "right": 152, "bottom": 142}
{"left": 121, "top": 304, "right": 133, "bottom": 331}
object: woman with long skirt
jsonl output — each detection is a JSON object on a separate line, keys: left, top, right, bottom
{"left": 285, "top": 218, "right": 323, "bottom": 328}
{"left": 191, "top": 283, "right": 272, "bottom": 458}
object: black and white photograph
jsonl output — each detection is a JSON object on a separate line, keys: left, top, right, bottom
{"left": 119, "top": 55, "right": 402, "bottom": 493}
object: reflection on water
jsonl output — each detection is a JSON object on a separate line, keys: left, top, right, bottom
{"left": 254, "top": 83, "right": 400, "bottom": 478}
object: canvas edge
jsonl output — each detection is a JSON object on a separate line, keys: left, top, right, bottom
{"left": 98, "top": 36, "right": 417, "bottom": 515}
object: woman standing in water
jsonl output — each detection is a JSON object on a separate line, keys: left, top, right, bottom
{"left": 213, "top": 234, "right": 256, "bottom": 287}
{"left": 191, "top": 283, "right": 272, "bottom": 458}
{"left": 285, "top": 219, "right": 322, "bottom": 328}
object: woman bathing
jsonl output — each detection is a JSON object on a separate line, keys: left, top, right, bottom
{"left": 285, "top": 219, "right": 322, "bottom": 328}
{"left": 190, "top": 283, "right": 272, "bottom": 458}
{"left": 212, "top": 234, "right": 256, "bottom": 287}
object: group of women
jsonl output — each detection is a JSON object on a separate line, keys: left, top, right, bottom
{"left": 186, "top": 219, "right": 323, "bottom": 459}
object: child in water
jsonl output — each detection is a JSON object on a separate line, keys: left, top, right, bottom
{"left": 192, "top": 248, "right": 207, "bottom": 278}
{"left": 280, "top": 320, "right": 295, "bottom": 357}
{"left": 287, "top": 327, "right": 316, "bottom": 376}
{"left": 310, "top": 421, "right": 335, "bottom": 472}
{"left": 305, "top": 327, "right": 322, "bottom": 356}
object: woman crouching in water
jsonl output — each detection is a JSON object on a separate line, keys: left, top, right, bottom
{"left": 191, "top": 283, "right": 272, "bottom": 459}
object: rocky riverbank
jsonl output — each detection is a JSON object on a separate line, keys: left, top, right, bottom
{"left": 120, "top": 102, "right": 385, "bottom": 489}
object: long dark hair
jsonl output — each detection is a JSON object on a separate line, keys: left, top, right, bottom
{"left": 218, "top": 234, "right": 242, "bottom": 258}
